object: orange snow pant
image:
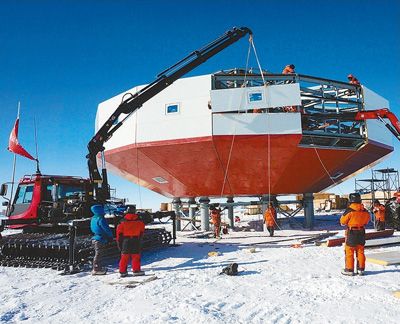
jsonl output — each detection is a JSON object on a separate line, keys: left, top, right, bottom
{"left": 344, "top": 244, "right": 365, "bottom": 271}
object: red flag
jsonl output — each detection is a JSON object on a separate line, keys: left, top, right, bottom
{"left": 8, "top": 118, "right": 36, "bottom": 160}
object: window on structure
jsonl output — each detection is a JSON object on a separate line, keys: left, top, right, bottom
{"left": 165, "top": 103, "right": 180, "bottom": 115}
{"left": 248, "top": 91, "right": 263, "bottom": 103}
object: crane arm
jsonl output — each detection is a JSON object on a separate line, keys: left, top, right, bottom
{"left": 87, "top": 27, "right": 252, "bottom": 201}
{"left": 354, "top": 108, "right": 400, "bottom": 141}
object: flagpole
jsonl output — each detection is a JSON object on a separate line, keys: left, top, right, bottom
{"left": 33, "top": 116, "right": 41, "bottom": 175}
{"left": 8, "top": 102, "right": 20, "bottom": 214}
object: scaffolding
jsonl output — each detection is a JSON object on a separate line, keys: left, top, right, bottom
{"left": 355, "top": 167, "right": 399, "bottom": 203}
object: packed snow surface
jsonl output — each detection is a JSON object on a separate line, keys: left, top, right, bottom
{"left": 0, "top": 215, "right": 399, "bottom": 324}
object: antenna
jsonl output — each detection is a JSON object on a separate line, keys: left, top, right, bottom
{"left": 33, "top": 115, "right": 41, "bottom": 175}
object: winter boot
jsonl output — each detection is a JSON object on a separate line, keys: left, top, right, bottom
{"left": 91, "top": 268, "right": 107, "bottom": 276}
{"left": 132, "top": 270, "right": 145, "bottom": 276}
{"left": 357, "top": 269, "right": 364, "bottom": 276}
{"left": 120, "top": 272, "right": 128, "bottom": 278}
{"left": 341, "top": 269, "right": 354, "bottom": 276}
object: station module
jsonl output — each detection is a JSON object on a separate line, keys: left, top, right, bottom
{"left": 96, "top": 71, "right": 394, "bottom": 199}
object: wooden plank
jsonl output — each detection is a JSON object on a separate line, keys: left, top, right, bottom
{"left": 324, "top": 229, "right": 394, "bottom": 247}
{"left": 365, "top": 236, "right": 400, "bottom": 248}
{"left": 366, "top": 251, "right": 400, "bottom": 266}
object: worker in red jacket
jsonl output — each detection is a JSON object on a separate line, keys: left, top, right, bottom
{"left": 372, "top": 200, "right": 386, "bottom": 231}
{"left": 264, "top": 203, "right": 277, "bottom": 236}
{"left": 340, "top": 193, "right": 370, "bottom": 276}
{"left": 116, "top": 209, "right": 145, "bottom": 277}
{"left": 347, "top": 74, "right": 360, "bottom": 85}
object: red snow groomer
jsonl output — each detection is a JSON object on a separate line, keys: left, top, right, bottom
{"left": 0, "top": 174, "right": 174, "bottom": 270}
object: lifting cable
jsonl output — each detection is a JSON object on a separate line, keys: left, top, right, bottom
{"left": 311, "top": 139, "right": 355, "bottom": 197}
{"left": 250, "top": 37, "right": 272, "bottom": 207}
{"left": 250, "top": 38, "right": 284, "bottom": 230}
{"left": 218, "top": 36, "right": 253, "bottom": 197}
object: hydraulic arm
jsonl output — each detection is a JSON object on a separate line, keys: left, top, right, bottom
{"left": 353, "top": 108, "right": 400, "bottom": 141}
{"left": 87, "top": 27, "right": 252, "bottom": 202}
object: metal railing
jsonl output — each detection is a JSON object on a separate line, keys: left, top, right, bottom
{"left": 212, "top": 70, "right": 366, "bottom": 150}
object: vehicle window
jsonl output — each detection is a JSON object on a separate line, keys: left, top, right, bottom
{"left": 57, "top": 184, "right": 85, "bottom": 199}
{"left": 14, "top": 184, "right": 34, "bottom": 204}
{"left": 43, "top": 185, "right": 53, "bottom": 202}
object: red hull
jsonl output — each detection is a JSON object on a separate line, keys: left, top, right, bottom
{"left": 104, "top": 135, "right": 393, "bottom": 198}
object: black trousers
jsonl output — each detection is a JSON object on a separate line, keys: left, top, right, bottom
{"left": 92, "top": 240, "right": 107, "bottom": 271}
{"left": 267, "top": 226, "right": 274, "bottom": 237}
{"left": 375, "top": 220, "right": 385, "bottom": 231}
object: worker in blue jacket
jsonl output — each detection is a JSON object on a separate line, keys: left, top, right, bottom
{"left": 90, "top": 204, "right": 113, "bottom": 275}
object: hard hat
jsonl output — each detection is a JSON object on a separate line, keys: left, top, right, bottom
{"left": 347, "top": 74, "right": 354, "bottom": 79}
{"left": 91, "top": 204, "right": 105, "bottom": 215}
{"left": 289, "top": 64, "right": 295, "bottom": 69}
{"left": 349, "top": 193, "right": 361, "bottom": 203}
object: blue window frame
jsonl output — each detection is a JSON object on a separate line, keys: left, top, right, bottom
{"left": 166, "top": 103, "right": 180, "bottom": 114}
{"left": 248, "top": 92, "right": 263, "bottom": 103}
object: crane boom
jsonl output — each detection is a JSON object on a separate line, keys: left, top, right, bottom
{"left": 87, "top": 27, "right": 252, "bottom": 201}
{"left": 354, "top": 108, "right": 400, "bottom": 141}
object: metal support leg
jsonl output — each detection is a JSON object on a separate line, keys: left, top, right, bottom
{"left": 199, "top": 197, "right": 210, "bottom": 231}
{"left": 172, "top": 213, "right": 177, "bottom": 245}
{"left": 172, "top": 198, "right": 181, "bottom": 232}
{"left": 63, "top": 222, "right": 79, "bottom": 275}
{"left": 188, "top": 197, "right": 197, "bottom": 231}
{"left": 303, "top": 193, "right": 315, "bottom": 229}
{"left": 227, "top": 197, "right": 234, "bottom": 229}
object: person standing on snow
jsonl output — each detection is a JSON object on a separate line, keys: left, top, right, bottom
{"left": 372, "top": 200, "right": 386, "bottom": 231}
{"left": 264, "top": 202, "right": 277, "bottom": 237}
{"left": 116, "top": 207, "right": 145, "bottom": 277}
{"left": 90, "top": 204, "right": 114, "bottom": 275}
{"left": 210, "top": 206, "right": 223, "bottom": 238}
{"left": 340, "top": 193, "right": 370, "bottom": 276}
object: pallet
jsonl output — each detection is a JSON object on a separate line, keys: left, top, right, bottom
{"left": 366, "top": 251, "right": 400, "bottom": 266}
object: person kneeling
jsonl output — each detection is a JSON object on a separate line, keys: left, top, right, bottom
{"left": 116, "top": 210, "right": 145, "bottom": 277}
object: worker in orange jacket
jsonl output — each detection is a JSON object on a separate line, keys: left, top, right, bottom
{"left": 264, "top": 203, "right": 277, "bottom": 236}
{"left": 282, "top": 64, "right": 295, "bottom": 74}
{"left": 210, "top": 206, "right": 225, "bottom": 238}
{"left": 372, "top": 199, "right": 386, "bottom": 231}
{"left": 394, "top": 189, "right": 400, "bottom": 203}
{"left": 340, "top": 193, "right": 370, "bottom": 276}
{"left": 116, "top": 209, "right": 145, "bottom": 277}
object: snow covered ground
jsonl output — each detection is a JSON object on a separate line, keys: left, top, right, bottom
{"left": 0, "top": 214, "right": 399, "bottom": 324}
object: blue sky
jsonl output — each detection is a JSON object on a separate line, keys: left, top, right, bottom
{"left": 1, "top": 0, "right": 399, "bottom": 210}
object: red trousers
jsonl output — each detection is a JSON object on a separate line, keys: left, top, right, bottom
{"left": 345, "top": 244, "right": 365, "bottom": 271}
{"left": 119, "top": 253, "right": 141, "bottom": 273}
